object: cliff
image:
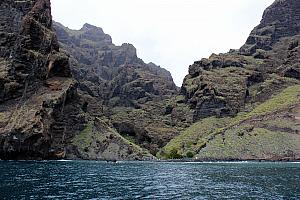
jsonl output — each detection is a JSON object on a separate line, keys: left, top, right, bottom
{"left": 0, "top": 0, "right": 77, "bottom": 159}
{"left": 0, "top": 0, "right": 155, "bottom": 160}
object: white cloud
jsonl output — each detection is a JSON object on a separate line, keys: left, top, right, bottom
{"left": 51, "top": 0, "right": 274, "bottom": 86}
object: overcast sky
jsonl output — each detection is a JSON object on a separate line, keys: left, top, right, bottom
{"left": 51, "top": 0, "right": 274, "bottom": 86}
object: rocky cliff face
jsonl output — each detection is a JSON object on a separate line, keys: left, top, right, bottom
{"left": 181, "top": 0, "right": 300, "bottom": 121}
{"left": 0, "top": 0, "right": 78, "bottom": 159}
{"left": 0, "top": 0, "right": 70, "bottom": 102}
{"left": 240, "top": 0, "right": 300, "bottom": 55}
{"left": 163, "top": 0, "right": 300, "bottom": 161}
{"left": 0, "top": 0, "right": 155, "bottom": 160}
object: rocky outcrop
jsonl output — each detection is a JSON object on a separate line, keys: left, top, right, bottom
{"left": 181, "top": 53, "right": 264, "bottom": 121}
{"left": 240, "top": 0, "right": 300, "bottom": 55}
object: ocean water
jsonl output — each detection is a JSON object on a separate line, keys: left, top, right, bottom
{"left": 0, "top": 161, "right": 299, "bottom": 199}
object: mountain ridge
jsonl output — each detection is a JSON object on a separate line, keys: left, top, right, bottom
{"left": 53, "top": 21, "right": 186, "bottom": 157}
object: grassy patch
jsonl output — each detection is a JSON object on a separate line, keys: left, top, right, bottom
{"left": 175, "top": 95, "right": 186, "bottom": 103}
{"left": 196, "top": 127, "right": 299, "bottom": 160}
{"left": 161, "top": 148, "right": 183, "bottom": 159}
{"left": 72, "top": 122, "right": 94, "bottom": 150}
{"left": 161, "top": 117, "right": 231, "bottom": 157}
{"left": 72, "top": 119, "right": 153, "bottom": 158}
{"left": 245, "top": 85, "right": 300, "bottom": 117}
{"left": 122, "top": 134, "right": 137, "bottom": 145}
{"left": 0, "top": 112, "right": 6, "bottom": 121}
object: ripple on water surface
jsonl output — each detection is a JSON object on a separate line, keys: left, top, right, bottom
{"left": 0, "top": 161, "right": 299, "bottom": 199}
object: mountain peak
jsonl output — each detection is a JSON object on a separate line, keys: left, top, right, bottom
{"left": 81, "top": 23, "right": 103, "bottom": 31}
{"left": 240, "top": 0, "right": 300, "bottom": 55}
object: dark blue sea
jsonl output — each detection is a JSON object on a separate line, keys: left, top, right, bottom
{"left": 0, "top": 161, "right": 299, "bottom": 199}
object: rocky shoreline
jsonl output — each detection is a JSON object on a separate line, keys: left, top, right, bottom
{"left": 1, "top": 158, "right": 299, "bottom": 163}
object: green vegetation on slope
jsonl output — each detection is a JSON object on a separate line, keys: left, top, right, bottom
{"left": 160, "top": 117, "right": 231, "bottom": 159}
{"left": 72, "top": 119, "right": 153, "bottom": 159}
{"left": 245, "top": 85, "right": 300, "bottom": 117}
{"left": 196, "top": 127, "right": 300, "bottom": 160}
{"left": 72, "top": 122, "right": 94, "bottom": 150}
{"left": 161, "top": 85, "right": 300, "bottom": 159}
